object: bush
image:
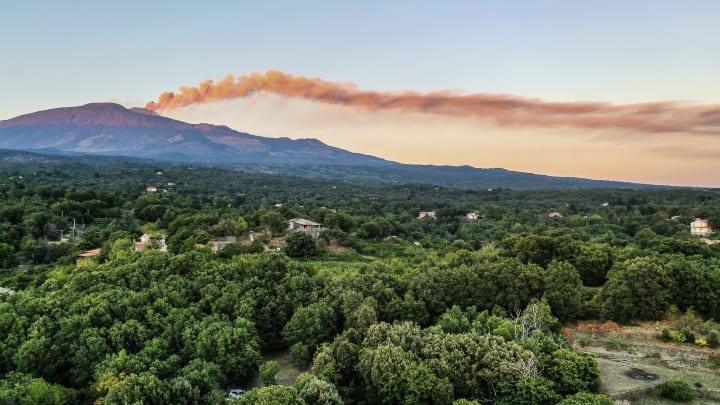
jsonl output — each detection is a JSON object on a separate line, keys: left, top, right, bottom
{"left": 695, "top": 338, "right": 708, "bottom": 347}
{"left": 260, "top": 361, "right": 280, "bottom": 386}
{"left": 557, "top": 392, "right": 613, "bottom": 405}
{"left": 604, "top": 332, "right": 631, "bottom": 351}
{"left": 676, "top": 308, "right": 697, "bottom": 332}
{"left": 669, "top": 330, "right": 686, "bottom": 343}
{"left": 653, "top": 380, "right": 696, "bottom": 401}
{"left": 708, "top": 330, "right": 720, "bottom": 348}
{"left": 285, "top": 232, "right": 318, "bottom": 259}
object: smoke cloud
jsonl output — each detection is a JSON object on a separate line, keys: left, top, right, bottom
{"left": 146, "top": 70, "right": 720, "bottom": 135}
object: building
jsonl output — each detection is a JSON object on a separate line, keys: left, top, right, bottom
{"left": 691, "top": 218, "right": 714, "bottom": 236}
{"left": 548, "top": 212, "right": 563, "bottom": 218}
{"left": 146, "top": 186, "right": 157, "bottom": 193}
{"left": 0, "top": 287, "right": 15, "bottom": 295}
{"left": 134, "top": 234, "right": 168, "bottom": 252}
{"left": 209, "top": 236, "right": 238, "bottom": 253}
{"left": 288, "top": 218, "right": 323, "bottom": 238}
{"left": 466, "top": 212, "right": 479, "bottom": 221}
{"left": 77, "top": 248, "right": 101, "bottom": 263}
{"left": 418, "top": 211, "right": 437, "bottom": 219}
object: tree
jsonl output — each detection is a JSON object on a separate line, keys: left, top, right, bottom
{"left": 543, "top": 261, "right": 584, "bottom": 320}
{"left": 285, "top": 231, "right": 318, "bottom": 259}
{"left": 261, "top": 211, "right": 287, "bottom": 235}
{"left": 283, "top": 302, "right": 337, "bottom": 366}
{"left": 298, "top": 377, "right": 343, "bottom": 405}
{"left": 557, "top": 392, "right": 613, "bottom": 405}
{"left": 102, "top": 372, "right": 171, "bottom": 405}
{"left": 601, "top": 257, "right": 673, "bottom": 323}
{"left": 190, "top": 318, "right": 261, "bottom": 382}
{"left": 260, "top": 361, "right": 280, "bottom": 386}
{"left": 0, "top": 242, "right": 17, "bottom": 268}
{"left": 545, "top": 349, "right": 601, "bottom": 396}
{"left": 237, "top": 385, "right": 304, "bottom": 405}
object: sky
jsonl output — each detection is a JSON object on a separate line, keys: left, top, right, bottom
{"left": 1, "top": 1, "right": 719, "bottom": 186}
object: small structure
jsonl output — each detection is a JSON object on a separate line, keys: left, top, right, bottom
{"left": 691, "top": 218, "right": 714, "bottom": 236}
{"left": 601, "top": 202, "right": 610, "bottom": 207}
{"left": 288, "top": 218, "right": 323, "bottom": 238}
{"left": 77, "top": 248, "right": 101, "bottom": 263}
{"left": 418, "top": 211, "right": 437, "bottom": 219}
{"left": 134, "top": 234, "right": 167, "bottom": 252}
{"left": 146, "top": 186, "right": 157, "bottom": 193}
{"left": 466, "top": 212, "right": 479, "bottom": 221}
{"left": 209, "top": 236, "right": 238, "bottom": 253}
{"left": 548, "top": 212, "right": 563, "bottom": 218}
{"left": 0, "top": 287, "right": 15, "bottom": 295}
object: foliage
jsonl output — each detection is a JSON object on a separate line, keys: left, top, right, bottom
{"left": 0, "top": 161, "right": 720, "bottom": 403}
{"left": 604, "top": 332, "right": 632, "bottom": 351}
{"left": 285, "top": 231, "right": 319, "bottom": 259}
{"left": 653, "top": 380, "right": 696, "bottom": 401}
{"left": 557, "top": 392, "right": 614, "bottom": 405}
{"left": 260, "top": 361, "right": 280, "bottom": 386}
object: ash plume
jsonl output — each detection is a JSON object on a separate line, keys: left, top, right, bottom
{"left": 146, "top": 70, "right": 720, "bottom": 135}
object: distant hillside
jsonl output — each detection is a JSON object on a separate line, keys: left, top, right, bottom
{"left": 0, "top": 103, "right": 671, "bottom": 189}
{"left": 0, "top": 103, "right": 388, "bottom": 166}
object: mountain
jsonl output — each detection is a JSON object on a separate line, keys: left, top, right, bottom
{"left": 0, "top": 103, "right": 669, "bottom": 189}
{"left": 0, "top": 103, "right": 388, "bottom": 165}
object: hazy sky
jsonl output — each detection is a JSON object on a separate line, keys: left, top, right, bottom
{"left": 2, "top": 1, "right": 719, "bottom": 186}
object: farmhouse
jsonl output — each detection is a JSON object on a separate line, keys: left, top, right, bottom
{"left": 418, "top": 211, "right": 437, "bottom": 219}
{"left": 690, "top": 218, "right": 713, "bottom": 236}
{"left": 288, "top": 218, "right": 323, "bottom": 238}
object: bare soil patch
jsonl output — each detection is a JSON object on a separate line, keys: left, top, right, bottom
{"left": 568, "top": 320, "right": 720, "bottom": 403}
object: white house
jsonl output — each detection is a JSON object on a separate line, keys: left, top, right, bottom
{"left": 691, "top": 218, "right": 713, "bottom": 236}
{"left": 418, "top": 211, "right": 437, "bottom": 219}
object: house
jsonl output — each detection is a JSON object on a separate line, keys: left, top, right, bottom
{"left": 601, "top": 202, "right": 610, "bottom": 207}
{"left": 77, "top": 248, "right": 101, "bottom": 263}
{"left": 146, "top": 186, "right": 157, "bottom": 193}
{"left": 690, "top": 218, "right": 714, "bottom": 236}
{"left": 548, "top": 212, "right": 563, "bottom": 218}
{"left": 134, "top": 234, "right": 168, "bottom": 252}
{"left": 288, "top": 218, "right": 323, "bottom": 238}
{"left": 466, "top": 212, "right": 479, "bottom": 221}
{"left": 418, "top": 211, "right": 437, "bottom": 219}
{"left": 209, "top": 236, "right": 238, "bottom": 253}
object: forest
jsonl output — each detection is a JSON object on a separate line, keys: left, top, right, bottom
{"left": 1, "top": 160, "right": 719, "bottom": 404}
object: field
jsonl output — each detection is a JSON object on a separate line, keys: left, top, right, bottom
{"left": 571, "top": 321, "right": 720, "bottom": 403}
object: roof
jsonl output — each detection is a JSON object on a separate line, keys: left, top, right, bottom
{"left": 289, "top": 218, "right": 322, "bottom": 226}
{"left": 78, "top": 248, "right": 101, "bottom": 257}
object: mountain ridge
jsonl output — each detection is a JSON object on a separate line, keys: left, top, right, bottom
{"left": 0, "top": 103, "right": 675, "bottom": 189}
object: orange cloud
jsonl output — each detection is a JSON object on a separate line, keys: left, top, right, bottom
{"left": 147, "top": 70, "right": 720, "bottom": 135}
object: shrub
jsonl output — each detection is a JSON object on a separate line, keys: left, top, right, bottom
{"left": 604, "top": 332, "right": 631, "bottom": 351}
{"left": 695, "top": 338, "right": 708, "bottom": 347}
{"left": 653, "top": 380, "right": 696, "bottom": 401}
{"left": 644, "top": 352, "right": 662, "bottom": 359}
{"left": 661, "top": 328, "right": 671, "bottom": 342}
{"left": 676, "top": 308, "right": 697, "bottom": 332}
{"left": 260, "top": 361, "right": 280, "bottom": 386}
{"left": 708, "top": 330, "right": 720, "bottom": 348}
{"left": 599, "top": 320, "right": 621, "bottom": 334}
{"left": 669, "top": 330, "right": 686, "bottom": 343}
